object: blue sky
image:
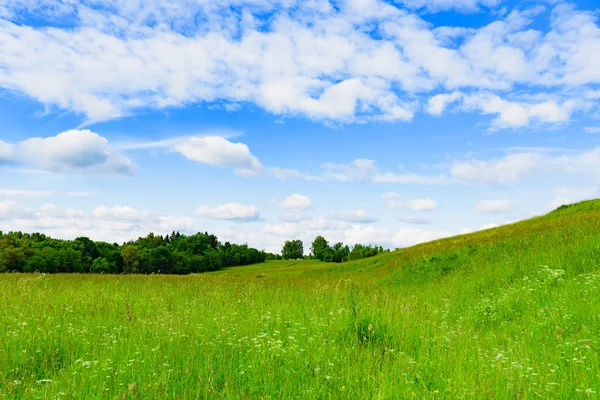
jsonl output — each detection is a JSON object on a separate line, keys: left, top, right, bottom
{"left": 0, "top": 0, "right": 599, "bottom": 252}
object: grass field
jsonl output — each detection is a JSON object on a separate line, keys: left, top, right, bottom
{"left": 1, "top": 200, "right": 600, "bottom": 399}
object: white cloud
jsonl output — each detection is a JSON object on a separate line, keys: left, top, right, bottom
{"left": 408, "top": 197, "right": 438, "bottom": 211}
{"left": 340, "top": 224, "right": 451, "bottom": 248}
{"left": 451, "top": 153, "right": 539, "bottom": 183}
{"left": 428, "top": 91, "right": 583, "bottom": 130}
{"left": 0, "top": 1, "right": 598, "bottom": 127}
{"left": 92, "top": 205, "right": 150, "bottom": 221}
{"left": 0, "top": 200, "right": 30, "bottom": 220}
{"left": 38, "top": 204, "right": 84, "bottom": 219}
{"left": 399, "top": 215, "right": 431, "bottom": 224}
{"left": 382, "top": 192, "right": 437, "bottom": 210}
{"left": 280, "top": 194, "right": 312, "bottom": 210}
{"left": 321, "top": 159, "right": 377, "bottom": 182}
{"left": 382, "top": 192, "right": 403, "bottom": 199}
{"left": 271, "top": 167, "right": 305, "bottom": 180}
{"left": 382, "top": 191, "right": 406, "bottom": 208}
{"left": 319, "top": 159, "right": 444, "bottom": 184}
{"left": 427, "top": 91, "right": 463, "bottom": 115}
{"left": 2, "top": 130, "right": 135, "bottom": 174}
{"left": 195, "top": 203, "right": 260, "bottom": 221}
{"left": 262, "top": 222, "right": 302, "bottom": 238}
{"left": 373, "top": 172, "right": 447, "bottom": 184}
{"left": 474, "top": 199, "right": 512, "bottom": 213}
{"left": 584, "top": 127, "right": 600, "bottom": 133}
{"left": 330, "top": 209, "right": 378, "bottom": 223}
{"left": 0, "top": 140, "right": 16, "bottom": 164}
{"left": 173, "top": 136, "right": 262, "bottom": 176}
{"left": 278, "top": 212, "right": 311, "bottom": 223}
{"left": 0, "top": 200, "right": 194, "bottom": 243}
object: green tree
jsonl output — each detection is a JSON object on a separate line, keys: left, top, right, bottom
{"left": 121, "top": 245, "right": 142, "bottom": 274}
{"left": 143, "top": 246, "right": 174, "bottom": 274}
{"left": 90, "top": 257, "right": 112, "bottom": 274}
{"left": 310, "top": 236, "right": 329, "bottom": 261}
{"left": 331, "top": 242, "right": 350, "bottom": 263}
{"left": 0, "top": 247, "right": 27, "bottom": 272}
{"left": 282, "top": 240, "right": 304, "bottom": 260}
{"left": 24, "top": 255, "right": 48, "bottom": 273}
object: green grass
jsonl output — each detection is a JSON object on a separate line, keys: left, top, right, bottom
{"left": 1, "top": 200, "right": 600, "bottom": 399}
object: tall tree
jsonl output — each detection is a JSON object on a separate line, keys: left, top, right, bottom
{"left": 282, "top": 240, "right": 304, "bottom": 260}
{"left": 310, "top": 236, "right": 329, "bottom": 261}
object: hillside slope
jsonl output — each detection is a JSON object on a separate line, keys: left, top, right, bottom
{"left": 1, "top": 200, "right": 599, "bottom": 399}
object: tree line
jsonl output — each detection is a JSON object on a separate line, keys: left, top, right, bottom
{"left": 282, "top": 236, "right": 388, "bottom": 262}
{"left": 0, "top": 231, "right": 277, "bottom": 275}
{"left": 0, "top": 231, "right": 388, "bottom": 275}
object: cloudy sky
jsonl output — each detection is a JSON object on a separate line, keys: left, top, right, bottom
{"left": 0, "top": 0, "right": 599, "bottom": 252}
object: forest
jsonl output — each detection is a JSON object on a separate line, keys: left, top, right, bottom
{"left": 0, "top": 231, "right": 386, "bottom": 274}
{"left": 0, "top": 231, "right": 270, "bottom": 274}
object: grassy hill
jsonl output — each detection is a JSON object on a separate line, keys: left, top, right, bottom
{"left": 1, "top": 200, "right": 599, "bottom": 398}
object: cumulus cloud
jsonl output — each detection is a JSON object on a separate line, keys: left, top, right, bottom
{"left": 319, "top": 159, "right": 445, "bottom": 184}
{"left": 382, "top": 192, "right": 438, "bottom": 210}
{"left": 195, "top": 203, "right": 260, "bottom": 221}
{"left": 399, "top": 215, "right": 431, "bottom": 224}
{"left": 382, "top": 192, "right": 406, "bottom": 208}
{"left": 0, "top": 201, "right": 194, "bottom": 243}
{"left": 0, "top": 130, "right": 134, "bottom": 174}
{"left": 340, "top": 225, "right": 451, "bottom": 249}
{"left": 271, "top": 167, "right": 310, "bottom": 180}
{"left": 0, "top": 1, "right": 598, "bottom": 127}
{"left": 429, "top": 92, "right": 582, "bottom": 130}
{"left": 19, "top": 130, "right": 135, "bottom": 174}
{"left": 0, "top": 140, "right": 16, "bottom": 164}
{"left": 451, "top": 153, "right": 540, "bottom": 183}
{"left": 280, "top": 194, "right": 312, "bottom": 210}
{"left": 321, "top": 159, "right": 377, "bottom": 182}
{"left": 278, "top": 212, "right": 311, "bottom": 223}
{"left": 0, "top": 200, "right": 30, "bottom": 220}
{"left": 173, "top": 136, "right": 262, "bottom": 176}
{"left": 330, "top": 210, "right": 378, "bottom": 223}
{"left": 408, "top": 197, "right": 438, "bottom": 211}
{"left": 474, "top": 200, "right": 512, "bottom": 213}
{"left": 451, "top": 147, "right": 600, "bottom": 184}
{"left": 92, "top": 205, "right": 150, "bottom": 221}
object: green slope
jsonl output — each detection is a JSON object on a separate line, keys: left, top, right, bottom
{"left": 1, "top": 200, "right": 599, "bottom": 399}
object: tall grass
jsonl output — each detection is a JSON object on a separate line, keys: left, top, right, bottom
{"left": 1, "top": 200, "right": 600, "bottom": 399}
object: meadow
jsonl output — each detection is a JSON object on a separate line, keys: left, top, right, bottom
{"left": 1, "top": 200, "right": 600, "bottom": 399}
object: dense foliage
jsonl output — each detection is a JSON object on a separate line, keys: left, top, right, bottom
{"left": 0, "top": 231, "right": 271, "bottom": 274}
{"left": 281, "top": 239, "right": 304, "bottom": 260}
{"left": 309, "top": 236, "right": 388, "bottom": 262}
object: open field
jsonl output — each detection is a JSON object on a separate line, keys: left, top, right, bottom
{"left": 1, "top": 201, "right": 600, "bottom": 399}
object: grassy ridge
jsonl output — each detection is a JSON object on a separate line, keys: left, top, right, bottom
{"left": 1, "top": 201, "right": 600, "bottom": 398}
